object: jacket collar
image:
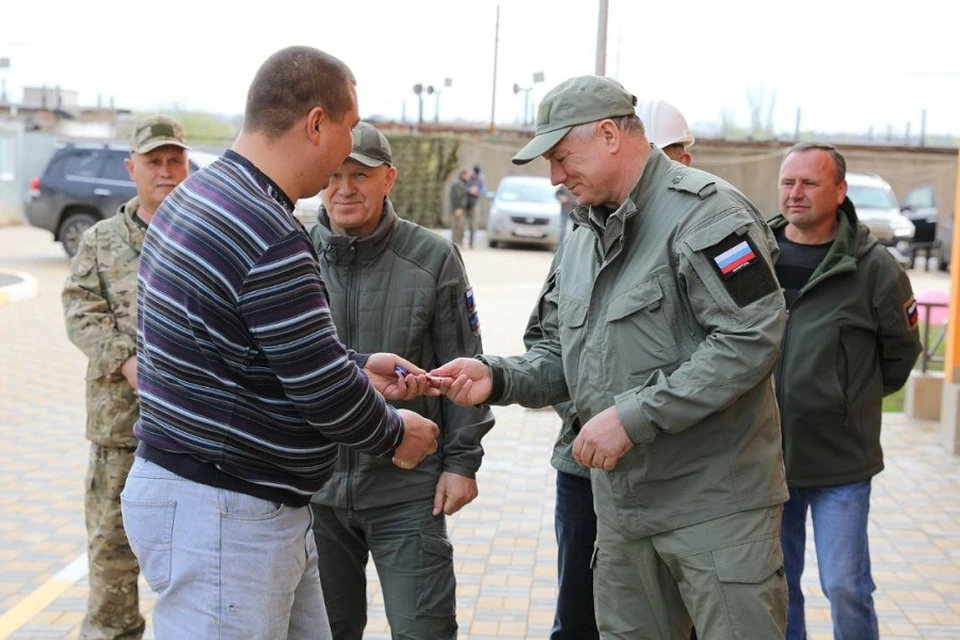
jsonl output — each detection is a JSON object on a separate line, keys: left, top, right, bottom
{"left": 315, "top": 198, "right": 399, "bottom": 264}
{"left": 119, "top": 196, "right": 147, "bottom": 253}
{"left": 569, "top": 148, "right": 668, "bottom": 260}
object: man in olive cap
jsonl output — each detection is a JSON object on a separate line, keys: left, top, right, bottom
{"left": 433, "top": 75, "right": 789, "bottom": 637}
{"left": 63, "top": 114, "right": 189, "bottom": 639}
{"left": 307, "top": 122, "right": 494, "bottom": 639}
{"left": 536, "top": 98, "right": 698, "bottom": 639}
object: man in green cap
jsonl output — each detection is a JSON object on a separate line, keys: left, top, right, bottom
{"left": 433, "top": 75, "right": 789, "bottom": 637}
{"left": 529, "top": 99, "right": 700, "bottom": 640}
{"left": 307, "top": 122, "right": 495, "bottom": 639}
{"left": 62, "top": 114, "right": 189, "bottom": 639}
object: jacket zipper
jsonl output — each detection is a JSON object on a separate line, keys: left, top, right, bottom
{"left": 345, "top": 243, "right": 359, "bottom": 511}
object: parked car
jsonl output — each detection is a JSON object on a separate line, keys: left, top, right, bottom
{"left": 900, "top": 183, "right": 952, "bottom": 271}
{"left": 24, "top": 142, "right": 220, "bottom": 257}
{"left": 486, "top": 176, "right": 563, "bottom": 250}
{"left": 846, "top": 172, "right": 915, "bottom": 263}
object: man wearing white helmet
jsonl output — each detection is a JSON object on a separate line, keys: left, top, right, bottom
{"left": 637, "top": 99, "right": 695, "bottom": 167}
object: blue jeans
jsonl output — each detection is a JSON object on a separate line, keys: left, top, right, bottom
{"left": 553, "top": 471, "right": 599, "bottom": 640}
{"left": 781, "top": 481, "right": 878, "bottom": 640}
{"left": 121, "top": 457, "right": 330, "bottom": 639}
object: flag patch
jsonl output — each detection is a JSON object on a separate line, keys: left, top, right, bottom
{"left": 713, "top": 240, "right": 758, "bottom": 276}
{"left": 904, "top": 296, "right": 919, "bottom": 330}
{"left": 465, "top": 287, "right": 481, "bottom": 335}
{"left": 701, "top": 232, "right": 778, "bottom": 307}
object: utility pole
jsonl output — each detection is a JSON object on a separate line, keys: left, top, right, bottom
{"left": 413, "top": 83, "right": 425, "bottom": 127}
{"left": 0, "top": 58, "right": 10, "bottom": 104}
{"left": 794, "top": 107, "right": 801, "bottom": 141}
{"left": 490, "top": 5, "right": 500, "bottom": 134}
{"left": 920, "top": 109, "right": 927, "bottom": 147}
{"left": 595, "top": 0, "right": 609, "bottom": 75}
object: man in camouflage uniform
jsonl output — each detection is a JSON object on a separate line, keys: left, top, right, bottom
{"left": 62, "top": 115, "right": 189, "bottom": 639}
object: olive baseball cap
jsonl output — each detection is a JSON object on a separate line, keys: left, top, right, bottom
{"left": 512, "top": 75, "right": 638, "bottom": 165}
{"left": 129, "top": 115, "right": 189, "bottom": 154}
{"left": 349, "top": 122, "right": 393, "bottom": 167}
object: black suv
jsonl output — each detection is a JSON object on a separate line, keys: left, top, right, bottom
{"left": 24, "top": 142, "right": 216, "bottom": 257}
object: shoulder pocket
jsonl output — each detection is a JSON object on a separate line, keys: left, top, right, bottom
{"left": 684, "top": 215, "right": 749, "bottom": 252}
{"left": 684, "top": 216, "right": 779, "bottom": 309}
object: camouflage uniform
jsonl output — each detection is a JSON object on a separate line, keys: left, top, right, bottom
{"left": 63, "top": 197, "right": 146, "bottom": 640}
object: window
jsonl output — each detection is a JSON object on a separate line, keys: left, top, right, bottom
{"left": 497, "top": 180, "right": 559, "bottom": 204}
{"left": 62, "top": 150, "right": 103, "bottom": 180}
{"left": 903, "top": 185, "right": 935, "bottom": 210}
{"left": 847, "top": 185, "right": 898, "bottom": 210}
{"left": 100, "top": 152, "right": 133, "bottom": 183}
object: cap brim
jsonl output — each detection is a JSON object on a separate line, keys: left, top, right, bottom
{"left": 349, "top": 152, "right": 388, "bottom": 168}
{"left": 511, "top": 127, "right": 571, "bottom": 165}
{"left": 134, "top": 139, "right": 190, "bottom": 154}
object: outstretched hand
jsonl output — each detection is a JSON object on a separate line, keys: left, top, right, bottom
{"left": 364, "top": 353, "right": 442, "bottom": 401}
{"left": 430, "top": 357, "right": 493, "bottom": 407}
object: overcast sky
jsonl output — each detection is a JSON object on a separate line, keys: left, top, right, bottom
{"left": 2, "top": 0, "right": 959, "bottom": 137}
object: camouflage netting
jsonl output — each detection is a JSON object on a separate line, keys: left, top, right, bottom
{"left": 387, "top": 135, "right": 460, "bottom": 228}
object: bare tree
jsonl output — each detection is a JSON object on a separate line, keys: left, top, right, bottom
{"left": 746, "top": 85, "right": 777, "bottom": 140}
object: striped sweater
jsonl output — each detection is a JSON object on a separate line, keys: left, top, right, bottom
{"left": 134, "top": 150, "right": 403, "bottom": 505}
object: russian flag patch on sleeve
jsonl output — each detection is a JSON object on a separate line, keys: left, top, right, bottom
{"left": 713, "top": 240, "right": 758, "bottom": 277}
{"left": 904, "top": 296, "right": 919, "bottom": 330}
{"left": 701, "top": 231, "right": 779, "bottom": 307}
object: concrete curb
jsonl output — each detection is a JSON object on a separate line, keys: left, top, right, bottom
{"left": 0, "top": 270, "right": 39, "bottom": 307}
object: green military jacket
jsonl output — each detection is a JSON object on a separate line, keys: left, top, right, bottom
{"left": 488, "top": 150, "right": 789, "bottom": 537}
{"left": 523, "top": 245, "right": 587, "bottom": 479}
{"left": 62, "top": 197, "right": 145, "bottom": 448}
{"left": 308, "top": 200, "right": 495, "bottom": 509}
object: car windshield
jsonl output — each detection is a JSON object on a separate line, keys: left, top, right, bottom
{"left": 497, "top": 181, "right": 557, "bottom": 204}
{"left": 848, "top": 185, "right": 898, "bottom": 210}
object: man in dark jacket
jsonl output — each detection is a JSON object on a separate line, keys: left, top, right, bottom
{"left": 308, "top": 122, "right": 495, "bottom": 640}
{"left": 770, "top": 142, "right": 922, "bottom": 640}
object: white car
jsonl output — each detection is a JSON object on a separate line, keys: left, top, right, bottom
{"left": 486, "top": 176, "right": 563, "bottom": 250}
{"left": 846, "top": 172, "right": 915, "bottom": 261}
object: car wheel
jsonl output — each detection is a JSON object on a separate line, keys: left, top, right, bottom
{"left": 488, "top": 239, "right": 501, "bottom": 249}
{"left": 59, "top": 211, "right": 100, "bottom": 258}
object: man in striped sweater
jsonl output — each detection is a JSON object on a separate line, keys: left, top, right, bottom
{"left": 120, "top": 46, "right": 440, "bottom": 639}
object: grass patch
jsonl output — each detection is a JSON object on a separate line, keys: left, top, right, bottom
{"left": 883, "top": 321, "right": 945, "bottom": 412}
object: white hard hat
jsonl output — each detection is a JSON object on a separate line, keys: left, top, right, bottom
{"left": 636, "top": 100, "right": 695, "bottom": 149}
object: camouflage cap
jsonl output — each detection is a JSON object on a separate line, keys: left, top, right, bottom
{"left": 512, "top": 75, "right": 638, "bottom": 165}
{"left": 129, "top": 115, "right": 189, "bottom": 154}
{"left": 349, "top": 122, "right": 392, "bottom": 168}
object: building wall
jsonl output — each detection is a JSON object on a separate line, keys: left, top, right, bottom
{"left": 454, "top": 135, "right": 959, "bottom": 223}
